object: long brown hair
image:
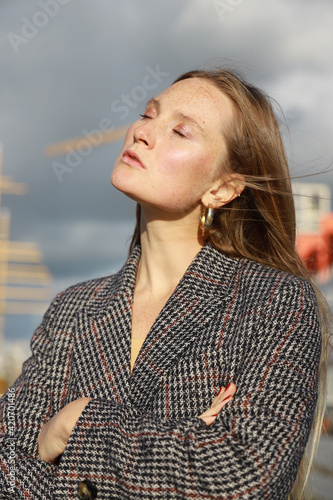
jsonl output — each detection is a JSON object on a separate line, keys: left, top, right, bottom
{"left": 129, "top": 68, "right": 332, "bottom": 498}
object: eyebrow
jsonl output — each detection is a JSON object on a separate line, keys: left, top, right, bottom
{"left": 145, "top": 98, "right": 206, "bottom": 135}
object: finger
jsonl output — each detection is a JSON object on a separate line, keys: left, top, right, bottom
{"left": 199, "top": 383, "right": 236, "bottom": 426}
{"left": 214, "top": 382, "right": 236, "bottom": 403}
{"left": 210, "top": 386, "right": 225, "bottom": 405}
{"left": 199, "top": 394, "right": 233, "bottom": 420}
{"left": 200, "top": 415, "right": 217, "bottom": 426}
{"left": 199, "top": 396, "right": 233, "bottom": 426}
{"left": 201, "top": 383, "right": 236, "bottom": 417}
{"left": 211, "top": 394, "right": 233, "bottom": 412}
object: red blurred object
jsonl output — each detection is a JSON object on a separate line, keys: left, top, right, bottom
{"left": 296, "top": 213, "right": 333, "bottom": 281}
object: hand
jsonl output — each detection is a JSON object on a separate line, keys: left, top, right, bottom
{"left": 38, "top": 397, "right": 92, "bottom": 463}
{"left": 199, "top": 382, "right": 236, "bottom": 426}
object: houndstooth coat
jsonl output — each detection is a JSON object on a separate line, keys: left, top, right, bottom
{"left": 0, "top": 243, "right": 321, "bottom": 499}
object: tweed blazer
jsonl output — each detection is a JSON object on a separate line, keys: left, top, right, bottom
{"left": 0, "top": 243, "right": 321, "bottom": 499}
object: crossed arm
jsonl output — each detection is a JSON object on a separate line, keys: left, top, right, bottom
{"left": 38, "top": 384, "right": 237, "bottom": 463}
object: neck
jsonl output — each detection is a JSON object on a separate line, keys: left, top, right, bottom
{"left": 135, "top": 206, "right": 205, "bottom": 296}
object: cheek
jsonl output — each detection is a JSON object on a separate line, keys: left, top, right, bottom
{"left": 158, "top": 147, "right": 215, "bottom": 189}
{"left": 154, "top": 150, "right": 217, "bottom": 209}
{"left": 159, "top": 146, "right": 206, "bottom": 175}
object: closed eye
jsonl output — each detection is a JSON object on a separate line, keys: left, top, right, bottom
{"left": 173, "top": 129, "right": 186, "bottom": 138}
{"left": 140, "top": 113, "right": 188, "bottom": 138}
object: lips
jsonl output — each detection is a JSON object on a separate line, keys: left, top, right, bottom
{"left": 122, "top": 149, "right": 145, "bottom": 169}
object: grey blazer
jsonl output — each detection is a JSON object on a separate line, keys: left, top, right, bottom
{"left": 0, "top": 243, "right": 321, "bottom": 499}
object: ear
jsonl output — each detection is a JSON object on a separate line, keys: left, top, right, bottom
{"left": 201, "top": 173, "right": 245, "bottom": 209}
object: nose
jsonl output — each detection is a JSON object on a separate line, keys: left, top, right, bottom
{"left": 133, "top": 120, "right": 154, "bottom": 148}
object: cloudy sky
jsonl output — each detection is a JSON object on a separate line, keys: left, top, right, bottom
{"left": 0, "top": 0, "right": 333, "bottom": 343}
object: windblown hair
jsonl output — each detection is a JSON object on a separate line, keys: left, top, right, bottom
{"left": 129, "top": 68, "right": 332, "bottom": 499}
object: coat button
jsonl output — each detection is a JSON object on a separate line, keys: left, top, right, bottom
{"left": 77, "top": 479, "right": 98, "bottom": 499}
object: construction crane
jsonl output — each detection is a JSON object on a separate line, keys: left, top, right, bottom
{"left": 44, "top": 125, "right": 128, "bottom": 157}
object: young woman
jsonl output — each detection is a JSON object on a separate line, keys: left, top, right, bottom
{"left": 0, "top": 68, "right": 331, "bottom": 499}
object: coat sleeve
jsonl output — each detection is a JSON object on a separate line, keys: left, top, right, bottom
{"left": 0, "top": 295, "right": 63, "bottom": 499}
{"left": 54, "top": 277, "right": 322, "bottom": 499}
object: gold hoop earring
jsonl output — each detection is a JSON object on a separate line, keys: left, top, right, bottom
{"left": 200, "top": 205, "right": 214, "bottom": 235}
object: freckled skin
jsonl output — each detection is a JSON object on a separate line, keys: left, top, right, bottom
{"left": 111, "top": 78, "right": 235, "bottom": 217}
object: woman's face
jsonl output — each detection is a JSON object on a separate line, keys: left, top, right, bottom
{"left": 111, "top": 77, "right": 235, "bottom": 215}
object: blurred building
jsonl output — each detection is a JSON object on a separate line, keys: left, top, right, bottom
{"left": 0, "top": 146, "right": 52, "bottom": 396}
{"left": 293, "top": 183, "right": 331, "bottom": 234}
{"left": 293, "top": 183, "right": 333, "bottom": 422}
{"left": 0, "top": 340, "right": 30, "bottom": 392}
{"left": 294, "top": 182, "right": 333, "bottom": 283}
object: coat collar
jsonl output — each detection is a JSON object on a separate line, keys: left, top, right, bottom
{"left": 84, "top": 243, "right": 241, "bottom": 311}
{"left": 76, "top": 244, "right": 242, "bottom": 410}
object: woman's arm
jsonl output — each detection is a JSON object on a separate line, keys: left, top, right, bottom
{"left": 0, "top": 295, "right": 62, "bottom": 498}
{"left": 37, "top": 384, "right": 236, "bottom": 463}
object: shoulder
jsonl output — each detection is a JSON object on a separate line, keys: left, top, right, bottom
{"left": 185, "top": 244, "right": 318, "bottom": 313}
{"left": 41, "top": 269, "right": 124, "bottom": 328}
{"left": 202, "top": 243, "right": 317, "bottom": 304}
{"left": 41, "top": 245, "right": 141, "bottom": 326}
{"left": 204, "top": 245, "right": 320, "bottom": 333}
{"left": 223, "top": 259, "right": 322, "bottom": 372}
{"left": 238, "top": 257, "right": 318, "bottom": 308}
{"left": 57, "top": 271, "right": 121, "bottom": 304}
{"left": 234, "top": 258, "right": 321, "bottom": 348}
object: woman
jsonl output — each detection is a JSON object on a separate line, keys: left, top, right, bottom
{"left": 0, "top": 68, "right": 330, "bottom": 499}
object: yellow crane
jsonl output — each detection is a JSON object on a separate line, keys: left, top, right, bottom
{"left": 44, "top": 126, "right": 128, "bottom": 157}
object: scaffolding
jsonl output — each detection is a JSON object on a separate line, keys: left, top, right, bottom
{"left": 0, "top": 144, "right": 52, "bottom": 388}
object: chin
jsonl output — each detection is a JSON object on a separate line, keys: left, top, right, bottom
{"left": 110, "top": 170, "right": 118, "bottom": 189}
{"left": 110, "top": 164, "right": 127, "bottom": 190}
{"left": 110, "top": 172, "right": 139, "bottom": 204}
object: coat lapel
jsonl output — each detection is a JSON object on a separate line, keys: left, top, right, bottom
{"left": 69, "top": 244, "right": 240, "bottom": 411}
{"left": 130, "top": 244, "right": 241, "bottom": 411}
{"left": 69, "top": 247, "right": 140, "bottom": 405}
